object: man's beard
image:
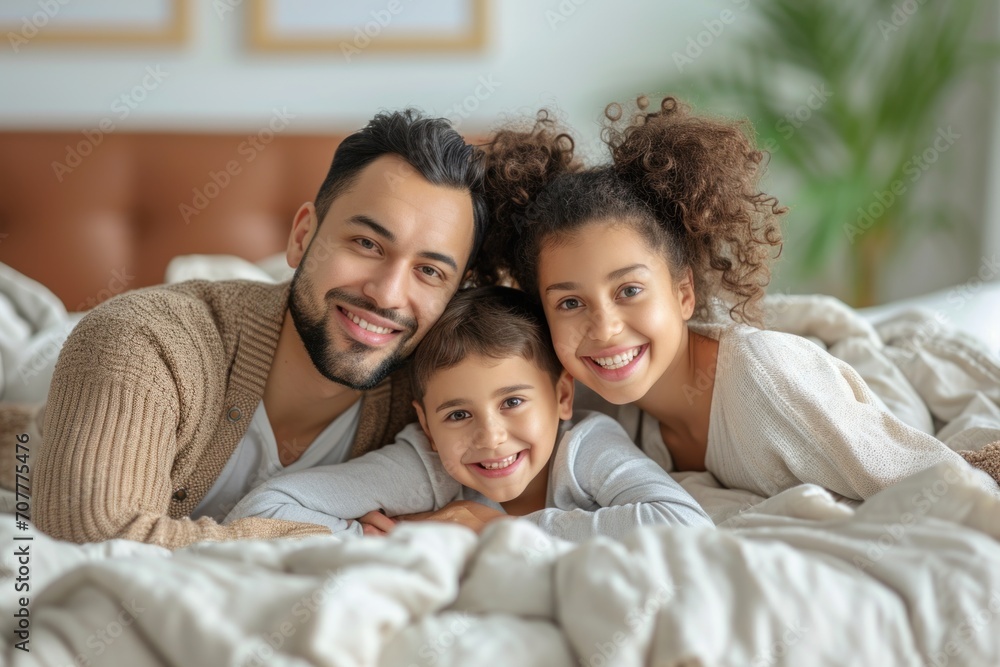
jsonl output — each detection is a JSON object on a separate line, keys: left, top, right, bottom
{"left": 287, "top": 266, "right": 416, "bottom": 391}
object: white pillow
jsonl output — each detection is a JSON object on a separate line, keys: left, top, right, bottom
{"left": 859, "top": 281, "right": 1000, "bottom": 356}
{"left": 164, "top": 253, "right": 293, "bottom": 284}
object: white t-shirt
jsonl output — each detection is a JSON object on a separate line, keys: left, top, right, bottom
{"left": 192, "top": 399, "right": 361, "bottom": 522}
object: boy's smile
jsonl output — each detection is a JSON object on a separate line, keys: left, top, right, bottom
{"left": 415, "top": 354, "right": 573, "bottom": 511}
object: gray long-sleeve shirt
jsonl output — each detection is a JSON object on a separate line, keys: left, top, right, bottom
{"left": 224, "top": 411, "right": 712, "bottom": 542}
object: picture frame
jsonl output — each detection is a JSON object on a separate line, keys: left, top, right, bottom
{"left": 249, "top": 0, "right": 487, "bottom": 54}
{"left": 0, "top": 0, "right": 189, "bottom": 47}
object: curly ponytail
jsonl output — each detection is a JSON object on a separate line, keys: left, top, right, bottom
{"left": 474, "top": 110, "right": 580, "bottom": 287}
{"left": 605, "top": 96, "right": 784, "bottom": 323}
{"left": 478, "top": 96, "right": 785, "bottom": 325}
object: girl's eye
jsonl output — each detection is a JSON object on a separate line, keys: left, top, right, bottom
{"left": 502, "top": 397, "right": 524, "bottom": 409}
{"left": 558, "top": 298, "right": 582, "bottom": 311}
{"left": 446, "top": 410, "right": 470, "bottom": 422}
{"left": 619, "top": 285, "right": 642, "bottom": 299}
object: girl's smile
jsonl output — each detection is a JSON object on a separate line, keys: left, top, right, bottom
{"left": 537, "top": 220, "right": 696, "bottom": 406}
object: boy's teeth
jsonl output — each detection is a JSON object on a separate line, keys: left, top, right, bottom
{"left": 480, "top": 453, "right": 518, "bottom": 470}
{"left": 592, "top": 347, "right": 641, "bottom": 370}
{"left": 345, "top": 309, "right": 393, "bottom": 334}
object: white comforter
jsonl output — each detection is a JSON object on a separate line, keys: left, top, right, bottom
{"left": 2, "top": 463, "right": 999, "bottom": 666}
{"left": 2, "top": 260, "right": 1000, "bottom": 665}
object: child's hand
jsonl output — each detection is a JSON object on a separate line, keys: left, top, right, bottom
{"left": 396, "top": 500, "right": 507, "bottom": 534}
{"left": 355, "top": 510, "right": 397, "bottom": 536}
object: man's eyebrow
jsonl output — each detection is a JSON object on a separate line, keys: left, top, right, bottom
{"left": 544, "top": 264, "right": 649, "bottom": 294}
{"left": 419, "top": 251, "right": 457, "bottom": 272}
{"left": 348, "top": 215, "right": 394, "bottom": 242}
{"left": 347, "top": 215, "right": 457, "bottom": 272}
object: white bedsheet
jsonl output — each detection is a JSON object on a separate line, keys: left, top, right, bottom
{"left": 2, "top": 463, "right": 998, "bottom": 666}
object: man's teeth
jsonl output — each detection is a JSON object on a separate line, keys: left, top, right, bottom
{"left": 480, "top": 453, "right": 518, "bottom": 470}
{"left": 344, "top": 309, "right": 394, "bottom": 334}
{"left": 592, "top": 347, "right": 642, "bottom": 370}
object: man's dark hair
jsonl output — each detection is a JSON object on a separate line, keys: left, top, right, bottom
{"left": 409, "top": 285, "right": 564, "bottom": 403}
{"left": 314, "top": 109, "right": 489, "bottom": 269}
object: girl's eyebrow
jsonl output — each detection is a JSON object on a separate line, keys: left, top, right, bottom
{"left": 544, "top": 264, "right": 649, "bottom": 293}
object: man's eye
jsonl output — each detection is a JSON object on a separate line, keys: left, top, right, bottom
{"left": 356, "top": 238, "right": 377, "bottom": 250}
{"left": 502, "top": 397, "right": 523, "bottom": 409}
{"left": 558, "top": 298, "right": 581, "bottom": 311}
{"left": 419, "top": 266, "right": 443, "bottom": 279}
{"left": 446, "top": 410, "right": 470, "bottom": 421}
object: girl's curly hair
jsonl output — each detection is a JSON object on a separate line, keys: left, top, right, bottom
{"left": 477, "top": 96, "right": 785, "bottom": 325}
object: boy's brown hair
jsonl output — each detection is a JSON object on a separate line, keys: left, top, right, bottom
{"left": 409, "top": 285, "right": 563, "bottom": 402}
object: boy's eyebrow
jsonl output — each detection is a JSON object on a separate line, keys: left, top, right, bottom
{"left": 544, "top": 264, "right": 649, "bottom": 293}
{"left": 347, "top": 214, "right": 457, "bottom": 271}
{"left": 434, "top": 384, "right": 535, "bottom": 413}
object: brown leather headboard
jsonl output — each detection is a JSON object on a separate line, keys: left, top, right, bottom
{"left": 0, "top": 131, "right": 347, "bottom": 311}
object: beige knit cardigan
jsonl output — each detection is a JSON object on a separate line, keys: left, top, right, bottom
{"left": 33, "top": 279, "right": 415, "bottom": 549}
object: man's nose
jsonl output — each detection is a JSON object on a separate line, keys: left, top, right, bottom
{"left": 362, "top": 260, "right": 408, "bottom": 313}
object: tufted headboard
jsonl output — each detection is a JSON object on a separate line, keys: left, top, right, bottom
{"left": 0, "top": 131, "right": 347, "bottom": 311}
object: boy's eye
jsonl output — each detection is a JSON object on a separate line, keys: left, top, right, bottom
{"left": 446, "top": 410, "right": 470, "bottom": 421}
{"left": 501, "top": 397, "right": 524, "bottom": 409}
{"left": 619, "top": 285, "right": 642, "bottom": 299}
{"left": 356, "top": 238, "right": 378, "bottom": 251}
{"left": 558, "top": 298, "right": 582, "bottom": 311}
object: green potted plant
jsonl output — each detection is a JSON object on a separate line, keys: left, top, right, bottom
{"left": 665, "top": 0, "right": 999, "bottom": 306}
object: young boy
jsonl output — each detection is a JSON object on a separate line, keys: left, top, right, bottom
{"left": 225, "top": 286, "right": 712, "bottom": 542}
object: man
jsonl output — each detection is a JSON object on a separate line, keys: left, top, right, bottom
{"left": 33, "top": 109, "right": 488, "bottom": 548}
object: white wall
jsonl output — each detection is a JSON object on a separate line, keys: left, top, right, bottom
{"left": 1, "top": 0, "right": 998, "bottom": 304}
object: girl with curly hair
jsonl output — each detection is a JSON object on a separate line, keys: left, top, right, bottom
{"left": 478, "top": 96, "right": 996, "bottom": 501}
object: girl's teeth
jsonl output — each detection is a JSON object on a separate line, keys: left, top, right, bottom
{"left": 346, "top": 310, "right": 393, "bottom": 334}
{"left": 592, "top": 347, "right": 641, "bottom": 369}
{"left": 480, "top": 453, "right": 518, "bottom": 470}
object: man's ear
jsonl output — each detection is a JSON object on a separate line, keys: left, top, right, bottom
{"left": 677, "top": 267, "right": 696, "bottom": 321}
{"left": 555, "top": 370, "right": 574, "bottom": 421}
{"left": 287, "top": 202, "right": 319, "bottom": 270}
{"left": 414, "top": 400, "right": 436, "bottom": 452}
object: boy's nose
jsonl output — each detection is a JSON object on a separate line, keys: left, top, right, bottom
{"left": 474, "top": 419, "right": 508, "bottom": 449}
